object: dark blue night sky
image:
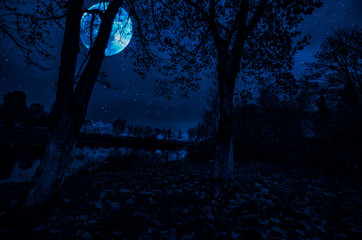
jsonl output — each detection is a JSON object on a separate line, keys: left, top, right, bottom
{"left": 0, "top": 0, "right": 361, "bottom": 132}
{"left": 0, "top": 1, "right": 361, "bottom": 238}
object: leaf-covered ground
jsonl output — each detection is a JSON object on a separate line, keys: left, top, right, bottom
{"left": 0, "top": 160, "right": 361, "bottom": 239}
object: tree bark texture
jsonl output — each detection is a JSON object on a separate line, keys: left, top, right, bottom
{"left": 213, "top": 52, "right": 237, "bottom": 181}
{"left": 213, "top": 77, "right": 235, "bottom": 180}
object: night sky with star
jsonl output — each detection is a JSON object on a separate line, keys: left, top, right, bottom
{"left": 0, "top": 0, "right": 361, "bottom": 132}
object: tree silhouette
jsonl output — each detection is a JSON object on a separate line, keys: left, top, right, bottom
{"left": 144, "top": 126, "right": 153, "bottom": 137}
{"left": 133, "top": 0, "right": 323, "bottom": 179}
{"left": 177, "top": 129, "right": 183, "bottom": 140}
{"left": 167, "top": 128, "right": 172, "bottom": 140}
{"left": 315, "top": 93, "right": 329, "bottom": 129}
{"left": 112, "top": 118, "right": 127, "bottom": 135}
{"left": 154, "top": 128, "right": 162, "bottom": 139}
{"left": 0, "top": 91, "right": 49, "bottom": 127}
{"left": 28, "top": 103, "right": 48, "bottom": 127}
{"left": 0, "top": 91, "right": 27, "bottom": 126}
{"left": 23, "top": 0, "right": 126, "bottom": 207}
{"left": 187, "top": 128, "right": 196, "bottom": 142}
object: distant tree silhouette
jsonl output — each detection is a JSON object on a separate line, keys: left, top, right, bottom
{"left": 144, "top": 126, "right": 153, "bottom": 137}
{"left": 177, "top": 130, "right": 183, "bottom": 140}
{"left": 112, "top": 118, "right": 127, "bottom": 135}
{"left": 154, "top": 128, "right": 162, "bottom": 139}
{"left": 127, "top": 124, "right": 134, "bottom": 136}
{"left": 187, "top": 128, "right": 196, "bottom": 142}
{"left": 138, "top": 126, "right": 144, "bottom": 137}
{"left": 81, "top": 119, "right": 93, "bottom": 133}
{"left": 166, "top": 128, "right": 172, "bottom": 140}
{"left": 28, "top": 103, "right": 48, "bottom": 127}
{"left": 162, "top": 129, "right": 167, "bottom": 140}
{"left": 0, "top": 91, "right": 27, "bottom": 126}
{"left": 0, "top": 91, "right": 48, "bottom": 127}
{"left": 198, "top": 86, "right": 218, "bottom": 142}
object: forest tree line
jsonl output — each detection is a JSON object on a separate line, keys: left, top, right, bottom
{"left": 0, "top": 91, "right": 184, "bottom": 141}
{"left": 0, "top": 91, "right": 48, "bottom": 127}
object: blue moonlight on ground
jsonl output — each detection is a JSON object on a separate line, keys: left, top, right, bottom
{"left": 80, "top": 2, "right": 132, "bottom": 56}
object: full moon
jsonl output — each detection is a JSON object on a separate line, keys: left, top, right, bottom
{"left": 80, "top": 3, "right": 132, "bottom": 56}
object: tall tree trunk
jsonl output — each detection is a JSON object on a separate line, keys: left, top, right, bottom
{"left": 213, "top": 57, "right": 236, "bottom": 181}
{"left": 209, "top": 1, "right": 250, "bottom": 181}
{"left": 27, "top": 117, "right": 78, "bottom": 207}
{"left": 26, "top": 0, "right": 84, "bottom": 208}
{"left": 26, "top": 0, "right": 123, "bottom": 207}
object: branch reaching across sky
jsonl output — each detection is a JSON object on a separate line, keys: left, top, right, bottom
{"left": 0, "top": 0, "right": 68, "bottom": 69}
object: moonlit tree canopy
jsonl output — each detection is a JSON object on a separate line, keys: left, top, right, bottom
{"left": 124, "top": 0, "right": 322, "bottom": 100}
